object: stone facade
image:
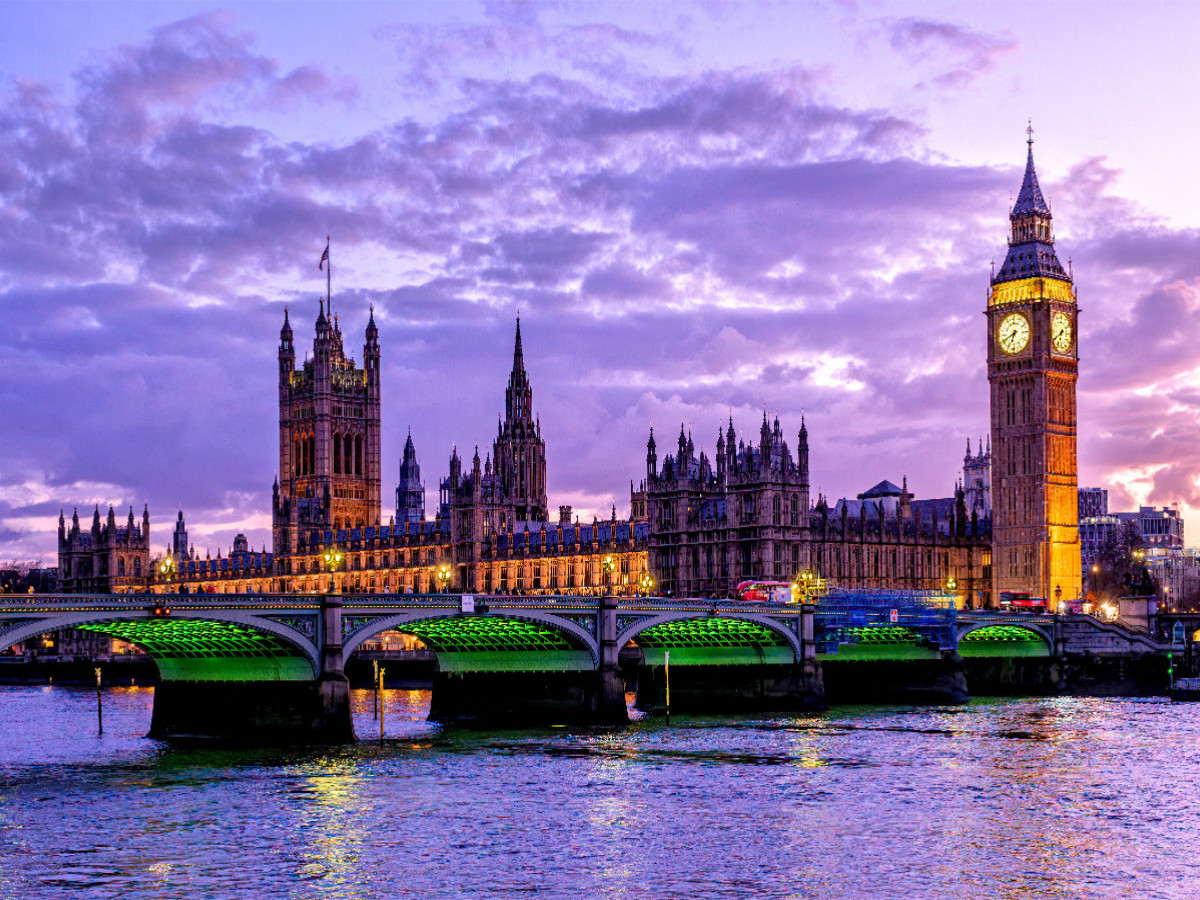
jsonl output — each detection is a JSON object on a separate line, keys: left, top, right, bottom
{"left": 57, "top": 505, "right": 150, "bottom": 594}
{"left": 272, "top": 301, "right": 382, "bottom": 558}
{"left": 639, "top": 416, "right": 991, "bottom": 604}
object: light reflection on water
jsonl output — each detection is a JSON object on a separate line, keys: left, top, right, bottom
{"left": 1, "top": 686, "right": 1199, "bottom": 898}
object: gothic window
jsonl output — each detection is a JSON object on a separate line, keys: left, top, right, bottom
{"left": 118, "top": 558, "right": 125, "bottom": 576}
{"left": 790, "top": 498, "right": 799, "bottom": 527}
{"left": 333, "top": 433, "right": 342, "bottom": 475}
{"left": 355, "top": 435, "right": 363, "bottom": 476}
{"left": 134, "top": 558, "right": 141, "bottom": 577}
{"left": 772, "top": 496, "right": 781, "bottom": 526}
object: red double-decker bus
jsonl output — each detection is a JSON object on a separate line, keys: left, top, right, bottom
{"left": 735, "top": 580, "right": 795, "bottom": 603}
{"left": 999, "top": 591, "right": 1047, "bottom": 614}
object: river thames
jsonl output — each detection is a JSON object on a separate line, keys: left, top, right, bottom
{"left": 1, "top": 686, "right": 1198, "bottom": 899}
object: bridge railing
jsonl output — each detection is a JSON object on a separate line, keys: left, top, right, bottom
{"left": 0, "top": 592, "right": 807, "bottom": 615}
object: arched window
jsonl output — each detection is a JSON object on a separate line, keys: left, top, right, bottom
{"left": 134, "top": 558, "right": 142, "bottom": 577}
{"left": 355, "top": 435, "right": 363, "bottom": 476}
{"left": 117, "top": 558, "right": 125, "bottom": 576}
{"left": 333, "top": 433, "right": 342, "bottom": 475}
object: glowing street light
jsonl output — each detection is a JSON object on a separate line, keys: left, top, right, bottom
{"left": 602, "top": 555, "right": 615, "bottom": 595}
{"left": 639, "top": 571, "right": 655, "bottom": 596}
{"left": 436, "top": 564, "right": 452, "bottom": 593}
{"left": 796, "top": 568, "right": 815, "bottom": 603}
{"left": 323, "top": 547, "right": 343, "bottom": 593}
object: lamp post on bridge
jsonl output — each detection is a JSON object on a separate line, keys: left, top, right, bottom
{"left": 602, "top": 555, "right": 615, "bottom": 597}
{"left": 639, "top": 571, "right": 655, "bottom": 597}
{"left": 796, "top": 568, "right": 815, "bottom": 604}
{"left": 158, "top": 556, "right": 175, "bottom": 588}
{"left": 436, "top": 564, "right": 452, "bottom": 594}
{"left": 323, "top": 547, "right": 343, "bottom": 593}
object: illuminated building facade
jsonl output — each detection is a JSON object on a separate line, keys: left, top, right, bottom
{"left": 271, "top": 300, "right": 383, "bottom": 559}
{"left": 133, "top": 311, "right": 649, "bottom": 597}
{"left": 986, "top": 131, "right": 1082, "bottom": 605}
{"left": 641, "top": 419, "right": 991, "bottom": 603}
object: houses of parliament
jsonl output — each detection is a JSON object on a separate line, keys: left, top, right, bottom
{"left": 59, "top": 137, "right": 1082, "bottom": 607}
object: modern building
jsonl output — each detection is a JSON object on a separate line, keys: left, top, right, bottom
{"left": 1078, "top": 487, "right": 1108, "bottom": 519}
{"left": 987, "top": 130, "right": 1082, "bottom": 604}
{"left": 1118, "top": 506, "right": 1184, "bottom": 551}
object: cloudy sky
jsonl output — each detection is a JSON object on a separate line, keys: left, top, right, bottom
{"left": 2, "top": 1, "right": 1199, "bottom": 563}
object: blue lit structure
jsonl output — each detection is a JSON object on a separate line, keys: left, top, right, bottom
{"left": 814, "top": 589, "right": 957, "bottom": 656}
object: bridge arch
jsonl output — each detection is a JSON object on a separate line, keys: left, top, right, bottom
{"left": 0, "top": 612, "right": 319, "bottom": 681}
{"left": 957, "top": 623, "right": 1052, "bottom": 658}
{"left": 617, "top": 612, "right": 802, "bottom": 666}
{"left": 343, "top": 610, "right": 600, "bottom": 672}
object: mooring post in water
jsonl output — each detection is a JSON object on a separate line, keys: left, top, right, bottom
{"left": 378, "top": 665, "right": 385, "bottom": 740}
{"left": 95, "top": 666, "right": 103, "bottom": 736}
{"left": 664, "top": 650, "right": 671, "bottom": 726}
{"left": 373, "top": 659, "right": 379, "bottom": 721}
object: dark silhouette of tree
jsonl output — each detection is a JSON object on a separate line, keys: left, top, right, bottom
{"left": 1090, "top": 522, "right": 1156, "bottom": 601}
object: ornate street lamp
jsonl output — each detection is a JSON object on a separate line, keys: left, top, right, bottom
{"left": 602, "top": 555, "right": 615, "bottom": 596}
{"left": 639, "top": 571, "right": 655, "bottom": 597}
{"left": 323, "top": 547, "right": 343, "bottom": 593}
{"left": 436, "top": 564, "right": 452, "bottom": 593}
{"left": 158, "top": 557, "right": 175, "bottom": 582}
{"left": 797, "top": 568, "right": 815, "bottom": 603}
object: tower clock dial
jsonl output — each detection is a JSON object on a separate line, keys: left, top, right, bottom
{"left": 1052, "top": 311, "right": 1073, "bottom": 352}
{"left": 998, "top": 312, "right": 1030, "bottom": 355}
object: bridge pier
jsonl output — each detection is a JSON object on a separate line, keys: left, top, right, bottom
{"left": 427, "top": 595, "right": 629, "bottom": 726}
{"left": 821, "top": 654, "right": 969, "bottom": 705}
{"left": 148, "top": 595, "right": 355, "bottom": 743}
{"left": 428, "top": 668, "right": 628, "bottom": 726}
{"left": 634, "top": 661, "right": 824, "bottom": 714}
{"left": 149, "top": 679, "right": 355, "bottom": 742}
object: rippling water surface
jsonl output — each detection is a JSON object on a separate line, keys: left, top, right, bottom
{"left": 2, "top": 686, "right": 1199, "bottom": 899}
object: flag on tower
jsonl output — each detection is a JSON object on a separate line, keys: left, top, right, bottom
{"left": 319, "top": 240, "right": 329, "bottom": 270}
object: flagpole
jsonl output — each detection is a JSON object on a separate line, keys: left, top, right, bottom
{"left": 326, "top": 234, "right": 331, "bottom": 315}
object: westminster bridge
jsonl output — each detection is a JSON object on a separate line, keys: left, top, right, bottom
{"left": 0, "top": 593, "right": 1169, "bottom": 741}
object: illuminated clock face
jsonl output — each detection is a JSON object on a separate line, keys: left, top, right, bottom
{"left": 998, "top": 312, "right": 1030, "bottom": 355}
{"left": 1052, "top": 311, "right": 1073, "bottom": 352}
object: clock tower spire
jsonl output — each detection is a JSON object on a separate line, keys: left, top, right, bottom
{"left": 987, "top": 127, "right": 1081, "bottom": 608}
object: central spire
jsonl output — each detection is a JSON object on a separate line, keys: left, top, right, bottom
{"left": 513, "top": 314, "right": 525, "bottom": 374}
{"left": 1013, "top": 122, "right": 1051, "bottom": 217}
{"left": 992, "top": 125, "right": 1070, "bottom": 286}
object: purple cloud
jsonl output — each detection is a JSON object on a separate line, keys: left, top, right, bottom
{"left": 0, "top": 9, "right": 1196, "bottom": 564}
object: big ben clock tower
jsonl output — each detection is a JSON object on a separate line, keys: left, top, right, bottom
{"left": 987, "top": 128, "right": 1082, "bottom": 607}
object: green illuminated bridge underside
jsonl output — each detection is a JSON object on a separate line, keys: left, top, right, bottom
{"left": 820, "top": 626, "right": 943, "bottom": 661}
{"left": 401, "top": 617, "right": 593, "bottom": 673}
{"left": 958, "top": 625, "right": 1050, "bottom": 658}
{"left": 77, "top": 620, "right": 313, "bottom": 682}
{"left": 64, "top": 612, "right": 807, "bottom": 679}
{"left": 633, "top": 619, "right": 794, "bottom": 667}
